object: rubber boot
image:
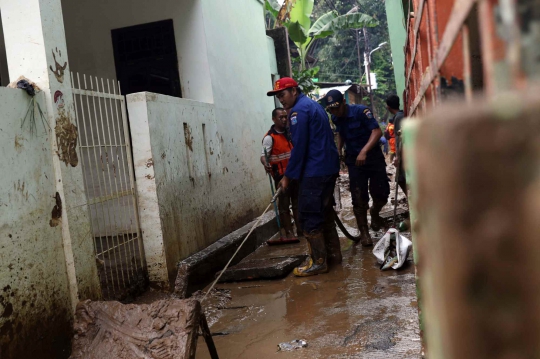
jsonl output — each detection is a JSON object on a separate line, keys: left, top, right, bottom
{"left": 323, "top": 207, "right": 342, "bottom": 265}
{"left": 369, "top": 201, "right": 387, "bottom": 232}
{"left": 324, "top": 226, "right": 342, "bottom": 265}
{"left": 353, "top": 208, "right": 373, "bottom": 247}
{"left": 294, "top": 231, "right": 328, "bottom": 277}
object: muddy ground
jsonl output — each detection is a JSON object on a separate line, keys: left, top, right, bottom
{"left": 189, "top": 168, "right": 421, "bottom": 359}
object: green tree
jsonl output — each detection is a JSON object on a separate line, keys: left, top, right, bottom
{"left": 265, "top": 0, "right": 378, "bottom": 71}
{"left": 310, "top": 0, "right": 397, "bottom": 118}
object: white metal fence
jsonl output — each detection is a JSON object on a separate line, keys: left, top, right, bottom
{"left": 71, "top": 73, "right": 147, "bottom": 300}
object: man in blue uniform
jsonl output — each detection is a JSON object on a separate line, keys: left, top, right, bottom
{"left": 324, "top": 90, "right": 390, "bottom": 246}
{"left": 267, "top": 77, "right": 340, "bottom": 276}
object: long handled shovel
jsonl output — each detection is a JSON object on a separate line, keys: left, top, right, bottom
{"left": 264, "top": 148, "right": 299, "bottom": 245}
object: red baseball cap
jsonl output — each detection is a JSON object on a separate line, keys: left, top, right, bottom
{"left": 267, "top": 77, "right": 299, "bottom": 96}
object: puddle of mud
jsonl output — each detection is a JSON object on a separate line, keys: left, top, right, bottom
{"left": 194, "top": 174, "right": 419, "bottom": 359}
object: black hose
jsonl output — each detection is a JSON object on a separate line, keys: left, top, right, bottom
{"left": 333, "top": 208, "right": 362, "bottom": 242}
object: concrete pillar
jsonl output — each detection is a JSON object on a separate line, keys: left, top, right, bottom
{"left": 0, "top": 0, "right": 101, "bottom": 307}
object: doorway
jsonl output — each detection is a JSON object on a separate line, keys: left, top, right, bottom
{"left": 111, "top": 19, "right": 182, "bottom": 97}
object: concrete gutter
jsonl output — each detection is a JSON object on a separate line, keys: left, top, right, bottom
{"left": 174, "top": 211, "right": 278, "bottom": 298}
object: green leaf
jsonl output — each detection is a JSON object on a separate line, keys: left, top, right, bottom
{"left": 310, "top": 12, "right": 378, "bottom": 38}
{"left": 308, "top": 10, "right": 338, "bottom": 35}
{"left": 265, "top": 0, "right": 280, "bottom": 18}
{"left": 287, "top": 21, "right": 308, "bottom": 44}
{"left": 289, "top": 0, "right": 314, "bottom": 31}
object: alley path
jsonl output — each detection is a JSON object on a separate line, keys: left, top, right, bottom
{"left": 195, "top": 173, "right": 421, "bottom": 359}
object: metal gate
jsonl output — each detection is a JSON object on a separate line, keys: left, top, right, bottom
{"left": 71, "top": 73, "right": 147, "bottom": 300}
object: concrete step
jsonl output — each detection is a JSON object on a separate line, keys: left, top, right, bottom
{"left": 218, "top": 235, "right": 308, "bottom": 283}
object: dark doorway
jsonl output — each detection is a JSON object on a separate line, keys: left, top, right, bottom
{"left": 111, "top": 19, "right": 182, "bottom": 97}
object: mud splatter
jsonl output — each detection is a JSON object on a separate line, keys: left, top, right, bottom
{"left": 146, "top": 158, "right": 154, "bottom": 168}
{"left": 14, "top": 135, "right": 24, "bottom": 152}
{"left": 183, "top": 123, "right": 193, "bottom": 152}
{"left": 49, "top": 49, "right": 67, "bottom": 83}
{"left": 55, "top": 110, "right": 78, "bottom": 167}
{"left": 49, "top": 192, "right": 62, "bottom": 227}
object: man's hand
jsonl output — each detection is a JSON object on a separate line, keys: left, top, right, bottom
{"left": 263, "top": 162, "right": 272, "bottom": 175}
{"left": 278, "top": 176, "right": 290, "bottom": 191}
{"left": 355, "top": 150, "right": 367, "bottom": 166}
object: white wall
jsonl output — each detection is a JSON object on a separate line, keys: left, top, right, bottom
{"left": 64, "top": 0, "right": 278, "bottom": 287}
{"left": 128, "top": 93, "right": 224, "bottom": 285}
{"left": 0, "top": 89, "right": 73, "bottom": 357}
{"left": 61, "top": 0, "right": 213, "bottom": 103}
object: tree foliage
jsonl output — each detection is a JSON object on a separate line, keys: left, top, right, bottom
{"left": 310, "top": 0, "right": 397, "bottom": 117}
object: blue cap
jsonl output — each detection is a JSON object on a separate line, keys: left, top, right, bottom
{"left": 324, "top": 89, "right": 344, "bottom": 109}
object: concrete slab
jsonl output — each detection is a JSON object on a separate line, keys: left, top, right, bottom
{"left": 217, "top": 235, "right": 308, "bottom": 282}
{"left": 217, "top": 257, "right": 304, "bottom": 283}
{"left": 174, "top": 211, "right": 278, "bottom": 298}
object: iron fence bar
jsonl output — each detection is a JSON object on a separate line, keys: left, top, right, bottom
{"left": 72, "top": 88, "right": 124, "bottom": 100}
{"left": 96, "top": 235, "right": 140, "bottom": 257}
{"left": 100, "top": 77, "right": 134, "bottom": 281}
{"left": 104, "top": 78, "right": 136, "bottom": 280}
{"left": 118, "top": 82, "right": 146, "bottom": 269}
{"left": 94, "top": 76, "right": 127, "bottom": 289}
{"left": 88, "top": 75, "right": 124, "bottom": 292}
{"left": 71, "top": 73, "right": 99, "bottom": 265}
{"left": 79, "top": 73, "right": 116, "bottom": 294}
{"left": 78, "top": 144, "right": 128, "bottom": 149}
{"left": 109, "top": 81, "right": 140, "bottom": 275}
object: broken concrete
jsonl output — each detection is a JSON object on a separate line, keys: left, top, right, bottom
{"left": 218, "top": 236, "right": 307, "bottom": 282}
{"left": 70, "top": 299, "right": 201, "bottom": 359}
{"left": 174, "top": 211, "right": 278, "bottom": 298}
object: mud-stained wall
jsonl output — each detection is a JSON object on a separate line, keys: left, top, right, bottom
{"left": 125, "top": 0, "right": 275, "bottom": 288}
{"left": 128, "top": 90, "right": 273, "bottom": 287}
{"left": 0, "top": 89, "right": 73, "bottom": 358}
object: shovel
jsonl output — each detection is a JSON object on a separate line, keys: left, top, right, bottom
{"left": 264, "top": 148, "right": 299, "bottom": 245}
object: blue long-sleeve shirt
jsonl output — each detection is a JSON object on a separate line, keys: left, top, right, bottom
{"left": 285, "top": 93, "right": 340, "bottom": 179}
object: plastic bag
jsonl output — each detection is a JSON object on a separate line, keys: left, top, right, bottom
{"left": 277, "top": 339, "right": 307, "bottom": 351}
{"left": 373, "top": 229, "right": 412, "bottom": 270}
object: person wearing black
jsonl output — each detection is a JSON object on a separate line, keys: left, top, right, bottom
{"left": 325, "top": 90, "right": 390, "bottom": 246}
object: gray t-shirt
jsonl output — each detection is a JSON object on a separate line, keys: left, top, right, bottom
{"left": 393, "top": 111, "right": 405, "bottom": 150}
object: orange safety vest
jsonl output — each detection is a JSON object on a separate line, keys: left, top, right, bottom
{"left": 387, "top": 123, "right": 396, "bottom": 153}
{"left": 263, "top": 126, "right": 293, "bottom": 177}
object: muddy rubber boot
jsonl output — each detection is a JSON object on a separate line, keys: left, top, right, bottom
{"left": 353, "top": 208, "right": 373, "bottom": 247}
{"left": 294, "top": 231, "right": 328, "bottom": 277}
{"left": 324, "top": 226, "right": 342, "bottom": 265}
{"left": 369, "top": 201, "right": 387, "bottom": 232}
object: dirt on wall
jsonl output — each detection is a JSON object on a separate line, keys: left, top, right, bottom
{"left": 0, "top": 284, "right": 73, "bottom": 359}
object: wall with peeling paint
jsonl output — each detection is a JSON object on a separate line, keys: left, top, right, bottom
{"left": 0, "top": 89, "right": 73, "bottom": 358}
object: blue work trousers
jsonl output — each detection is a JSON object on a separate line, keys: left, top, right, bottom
{"left": 348, "top": 156, "right": 390, "bottom": 209}
{"left": 298, "top": 175, "right": 338, "bottom": 234}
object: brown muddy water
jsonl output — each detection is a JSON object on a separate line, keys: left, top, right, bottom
{"left": 194, "top": 173, "right": 421, "bottom": 359}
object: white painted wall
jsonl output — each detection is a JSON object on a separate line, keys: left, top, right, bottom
{"left": 61, "top": 0, "right": 213, "bottom": 103}
{"left": 128, "top": 93, "right": 224, "bottom": 286}
{"left": 0, "top": 89, "right": 73, "bottom": 356}
{"left": 63, "top": 0, "right": 278, "bottom": 286}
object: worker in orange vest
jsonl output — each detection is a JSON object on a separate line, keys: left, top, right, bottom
{"left": 261, "top": 107, "right": 299, "bottom": 240}
{"left": 385, "top": 118, "right": 396, "bottom": 162}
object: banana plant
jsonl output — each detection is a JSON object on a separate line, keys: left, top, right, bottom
{"left": 265, "top": 0, "right": 379, "bottom": 71}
